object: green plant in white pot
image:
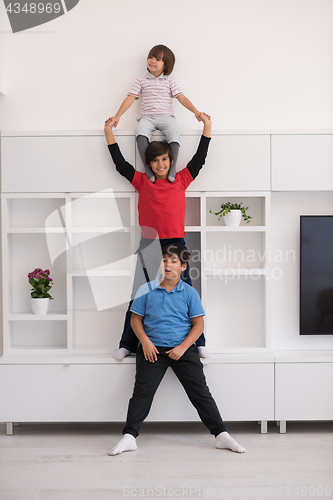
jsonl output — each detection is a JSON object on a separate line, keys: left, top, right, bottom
{"left": 209, "top": 202, "right": 252, "bottom": 226}
{"left": 28, "top": 268, "right": 53, "bottom": 314}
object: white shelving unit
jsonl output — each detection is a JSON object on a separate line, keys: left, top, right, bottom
{"left": 0, "top": 130, "right": 279, "bottom": 432}
{"left": 1, "top": 191, "right": 140, "bottom": 356}
{"left": 1, "top": 190, "right": 270, "bottom": 357}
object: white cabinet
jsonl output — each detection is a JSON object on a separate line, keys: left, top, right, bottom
{"left": 1, "top": 134, "right": 136, "bottom": 193}
{"left": 1, "top": 131, "right": 271, "bottom": 193}
{"left": 179, "top": 134, "right": 270, "bottom": 192}
{"left": 271, "top": 134, "right": 333, "bottom": 191}
{"left": 0, "top": 360, "right": 274, "bottom": 423}
{"left": 275, "top": 361, "right": 333, "bottom": 421}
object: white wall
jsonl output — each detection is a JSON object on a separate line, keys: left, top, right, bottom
{"left": 0, "top": 0, "right": 333, "bottom": 131}
{"left": 271, "top": 191, "right": 333, "bottom": 351}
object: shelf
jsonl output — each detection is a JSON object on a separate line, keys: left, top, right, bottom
{"left": 70, "top": 227, "right": 132, "bottom": 233}
{"left": 206, "top": 226, "right": 265, "bottom": 232}
{"left": 8, "top": 314, "right": 67, "bottom": 321}
{"left": 7, "top": 227, "right": 66, "bottom": 233}
{"left": 204, "top": 267, "right": 266, "bottom": 276}
{"left": 71, "top": 269, "right": 132, "bottom": 277}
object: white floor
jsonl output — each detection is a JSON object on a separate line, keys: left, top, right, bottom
{"left": 0, "top": 421, "right": 332, "bottom": 500}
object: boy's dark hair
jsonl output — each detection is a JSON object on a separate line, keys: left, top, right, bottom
{"left": 162, "top": 244, "right": 190, "bottom": 266}
{"left": 145, "top": 140, "right": 173, "bottom": 167}
{"left": 148, "top": 44, "right": 175, "bottom": 75}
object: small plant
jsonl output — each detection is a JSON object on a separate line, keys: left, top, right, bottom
{"left": 28, "top": 268, "right": 54, "bottom": 299}
{"left": 209, "top": 202, "right": 252, "bottom": 224}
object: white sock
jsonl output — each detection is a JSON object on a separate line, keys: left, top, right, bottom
{"left": 112, "top": 348, "right": 131, "bottom": 361}
{"left": 198, "top": 346, "right": 212, "bottom": 358}
{"left": 108, "top": 434, "right": 137, "bottom": 456}
{"left": 215, "top": 431, "right": 246, "bottom": 453}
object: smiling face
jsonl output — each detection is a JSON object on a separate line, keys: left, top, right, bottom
{"left": 147, "top": 54, "right": 165, "bottom": 77}
{"left": 149, "top": 152, "right": 173, "bottom": 179}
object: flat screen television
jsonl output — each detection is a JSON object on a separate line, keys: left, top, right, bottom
{"left": 300, "top": 215, "right": 333, "bottom": 335}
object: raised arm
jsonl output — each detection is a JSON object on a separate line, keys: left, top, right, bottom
{"left": 131, "top": 313, "right": 159, "bottom": 363}
{"left": 113, "top": 95, "right": 136, "bottom": 127}
{"left": 104, "top": 118, "right": 135, "bottom": 182}
{"left": 201, "top": 112, "right": 212, "bottom": 138}
{"left": 186, "top": 113, "right": 212, "bottom": 180}
{"left": 104, "top": 117, "right": 116, "bottom": 145}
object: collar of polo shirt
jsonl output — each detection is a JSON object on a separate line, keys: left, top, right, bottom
{"left": 146, "top": 71, "right": 168, "bottom": 80}
{"left": 157, "top": 277, "right": 184, "bottom": 293}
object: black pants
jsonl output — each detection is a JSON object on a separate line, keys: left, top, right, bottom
{"left": 123, "top": 345, "right": 227, "bottom": 438}
{"left": 119, "top": 237, "right": 206, "bottom": 352}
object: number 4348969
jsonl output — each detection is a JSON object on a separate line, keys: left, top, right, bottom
{"left": 6, "top": 3, "right": 61, "bottom": 14}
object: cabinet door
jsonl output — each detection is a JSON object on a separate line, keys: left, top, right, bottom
{"left": 0, "top": 362, "right": 274, "bottom": 422}
{"left": 275, "top": 363, "right": 333, "bottom": 420}
{"left": 1, "top": 135, "right": 136, "bottom": 193}
{"left": 272, "top": 135, "right": 333, "bottom": 191}
{"left": 177, "top": 135, "right": 270, "bottom": 191}
{"left": 206, "top": 363, "right": 274, "bottom": 421}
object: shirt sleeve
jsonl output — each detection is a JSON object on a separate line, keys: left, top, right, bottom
{"left": 187, "top": 287, "right": 205, "bottom": 319}
{"left": 186, "top": 135, "right": 211, "bottom": 180}
{"left": 130, "top": 285, "right": 149, "bottom": 316}
{"left": 107, "top": 143, "right": 135, "bottom": 182}
{"left": 169, "top": 77, "right": 183, "bottom": 97}
{"left": 128, "top": 77, "right": 142, "bottom": 98}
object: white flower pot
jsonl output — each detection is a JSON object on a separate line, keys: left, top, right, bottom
{"left": 223, "top": 210, "right": 242, "bottom": 226}
{"left": 31, "top": 297, "right": 49, "bottom": 315}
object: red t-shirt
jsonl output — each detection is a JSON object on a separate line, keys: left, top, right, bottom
{"left": 131, "top": 168, "right": 193, "bottom": 239}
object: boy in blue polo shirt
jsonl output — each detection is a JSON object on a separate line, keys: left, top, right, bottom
{"left": 109, "top": 244, "right": 246, "bottom": 455}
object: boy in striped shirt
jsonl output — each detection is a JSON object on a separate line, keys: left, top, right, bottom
{"left": 111, "top": 45, "right": 206, "bottom": 183}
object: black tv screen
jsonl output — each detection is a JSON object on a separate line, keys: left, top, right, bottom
{"left": 300, "top": 216, "right": 333, "bottom": 335}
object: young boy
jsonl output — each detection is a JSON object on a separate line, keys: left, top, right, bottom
{"left": 104, "top": 113, "right": 212, "bottom": 360}
{"left": 109, "top": 244, "right": 246, "bottom": 456}
{"left": 111, "top": 44, "right": 204, "bottom": 183}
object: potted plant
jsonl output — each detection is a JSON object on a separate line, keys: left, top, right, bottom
{"left": 209, "top": 202, "right": 252, "bottom": 226}
{"left": 28, "top": 268, "right": 53, "bottom": 315}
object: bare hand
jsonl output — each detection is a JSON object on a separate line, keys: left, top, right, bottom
{"left": 199, "top": 112, "right": 211, "bottom": 123}
{"left": 195, "top": 111, "right": 202, "bottom": 122}
{"left": 142, "top": 340, "right": 159, "bottom": 363}
{"left": 104, "top": 117, "right": 116, "bottom": 132}
{"left": 166, "top": 345, "right": 186, "bottom": 361}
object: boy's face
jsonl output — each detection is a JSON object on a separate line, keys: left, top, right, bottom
{"left": 149, "top": 152, "right": 172, "bottom": 179}
{"left": 147, "top": 55, "right": 164, "bottom": 77}
{"left": 162, "top": 253, "right": 187, "bottom": 281}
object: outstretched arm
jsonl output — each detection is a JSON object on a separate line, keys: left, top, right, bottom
{"left": 185, "top": 113, "right": 212, "bottom": 180}
{"left": 201, "top": 112, "right": 212, "bottom": 138}
{"left": 104, "top": 117, "right": 116, "bottom": 145}
{"left": 176, "top": 94, "right": 210, "bottom": 123}
{"left": 113, "top": 95, "right": 136, "bottom": 127}
{"left": 104, "top": 117, "right": 136, "bottom": 182}
{"left": 166, "top": 316, "right": 205, "bottom": 360}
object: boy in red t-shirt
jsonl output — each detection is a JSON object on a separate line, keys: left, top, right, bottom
{"left": 104, "top": 113, "right": 212, "bottom": 360}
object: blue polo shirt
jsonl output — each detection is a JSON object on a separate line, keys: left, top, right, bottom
{"left": 130, "top": 277, "right": 205, "bottom": 347}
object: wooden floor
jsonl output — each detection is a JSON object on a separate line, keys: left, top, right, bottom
{"left": 0, "top": 421, "right": 332, "bottom": 500}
